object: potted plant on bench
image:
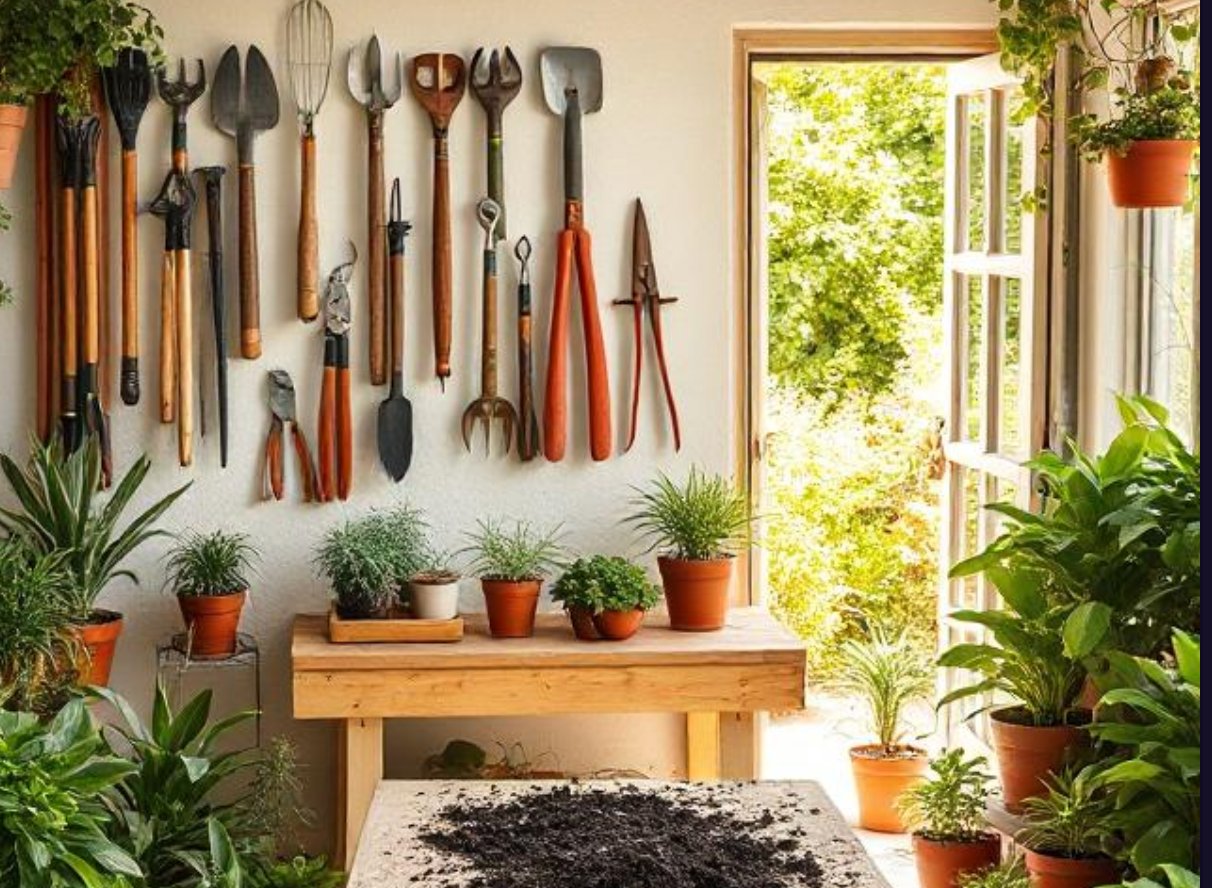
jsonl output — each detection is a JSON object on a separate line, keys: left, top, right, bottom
{"left": 316, "top": 516, "right": 398, "bottom": 620}
{"left": 409, "top": 546, "right": 461, "bottom": 621}
{"left": 899, "top": 749, "right": 1001, "bottom": 888}
{"left": 464, "top": 519, "right": 565, "bottom": 638}
{"left": 1017, "top": 770, "right": 1121, "bottom": 888}
{"left": 164, "top": 529, "right": 257, "bottom": 656}
{"left": 839, "top": 625, "right": 933, "bottom": 832}
{"left": 551, "top": 555, "right": 662, "bottom": 641}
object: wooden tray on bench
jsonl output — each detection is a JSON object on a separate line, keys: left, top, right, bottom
{"left": 327, "top": 608, "right": 464, "bottom": 644}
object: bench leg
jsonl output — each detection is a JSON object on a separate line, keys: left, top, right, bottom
{"left": 336, "top": 717, "right": 383, "bottom": 870}
{"left": 686, "top": 712, "right": 721, "bottom": 779}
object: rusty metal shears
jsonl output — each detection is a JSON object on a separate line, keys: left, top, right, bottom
{"left": 265, "top": 370, "right": 319, "bottom": 501}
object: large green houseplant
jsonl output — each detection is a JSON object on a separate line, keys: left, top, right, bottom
{"left": 0, "top": 540, "right": 77, "bottom": 714}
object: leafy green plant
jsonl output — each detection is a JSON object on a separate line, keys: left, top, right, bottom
{"left": 958, "top": 859, "right": 1029, "bottom": 888}
{"left": 462, "top": 519, "right": 566, "bottom": 582}
{"left": 898, "top": 749, "right": 994, "bottom": 841}
{"left": 412, "top": 545, "right": 460, "bottom": 583}
{"left": 243, "top": 737, "right": 314, "bottom": 858}
{"left": 0, "top": 437, "right": 189, "bottom": 623}
{"left": 1072, "top": 82, "right": 1200, "bottom": 160}
{"left": 165, "top": 529, "right": 257, "bottom": 598}
{"left": 1018, "top": 769, "right": 1116, "bottom": 859}
{"left": 0, "top": 698, "right": 140, "bottom": 887}
{"left": 627, "top": 467, "right": 751, "bottom": 561}
{"left": 551, "top": 556, "right": 661, "bottom": 614}
{"left": 837, "top": 625, "right": 933, "bottom": 752}
{"left": 251, "top": 856, "right": 344, "bottom": 888}
{"left": 989, "top": 0, "right": 1083, "bottom": 126}
{"left": 368, "top": 504, "right": 429, "bottom": 588}
{"left": 315, "top": 518, "right": 398, "bottom": 618}
{"left": 1120, "top": 866, "right": 1201, "bottom": 888}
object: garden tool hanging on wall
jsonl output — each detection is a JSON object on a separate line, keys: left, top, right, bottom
{"left": 613, "top": 198, "right": 680, "bottom": 452}
{"left": 55, "top": 117, "right": 84, "bottom": 454}
{"left": 377, "top": 180, "right": 414, "bottom": 482}
{"left": 264, "top": 369, "right": 319, "bottom": 501}
{"left": 198, "top": 166, "right": 230, "bottom": 467}
{"left": 318, "top": 250, "right": 356, "bottom": 502}
{"left": 470, "top": 46, "right": 521, "bottom": 243}
{"left": 514, "top": 237, "right": 540, "bottom": 461}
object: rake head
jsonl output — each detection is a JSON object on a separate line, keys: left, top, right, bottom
{"left": 157, "top": 57, "right": 206, "bottom": 107}
{"left": 461, "top": 398, "right": 517, "bottom": 455}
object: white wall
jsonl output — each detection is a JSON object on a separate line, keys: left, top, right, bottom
{"left": 0, "top": 0, "right": 995, "bottom": 852}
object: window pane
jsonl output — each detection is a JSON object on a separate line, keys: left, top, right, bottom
{"left": 966, "top": 276, "right": 984, "bottom": 442}
{"left": 1000, "top": 277, "right": 1024, "bottom": 456}
{"left": 1147, "top": 206, "right": 1197, "bottom": 443}
{"left": 1004, "top": 90, "right": 1025, "bottom": 254}
{"left": 962, "top": 469, "right": 981, "bottom": 608}
{"left": 966, "top": 93, "right": 987, "bottom": 252}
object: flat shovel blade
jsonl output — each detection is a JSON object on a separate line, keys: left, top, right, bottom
{"left": 539, "top": 47, "right": 602, "bottom": 116}
{"left": 377, "top": 392, "right": 413, "bottom": 481}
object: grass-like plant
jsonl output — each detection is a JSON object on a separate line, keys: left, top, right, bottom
{"left": 368, "top": 504, "right": 429, "bottom": 587}
{"left": 627, "top": 467, "right": 750, "bottom": 560}
{"left": 837, "top": 625, "right": 933, "bottom": 753}
{"left": 898, "top": 749, "right": 993, "bottom": 841}
{"left": 315, "top": 519, "right": 398, "bottom": 618}
{"left": 463, "top": 519, "right": 566, "bottom": 582}
{"left": 413, "top": 545, "right": 460, "bottom": 583}
{"left": 165, "top": 529, "right": 257, "bottom": 597}
{"left": 958, "top": 859, "right": 1028, "bottom": 888}
{"left": 551, "top": 556, "right": 662, "bottom": 614}
{"left": 1017, "top": 770, "right": 1116, "bottom": 860}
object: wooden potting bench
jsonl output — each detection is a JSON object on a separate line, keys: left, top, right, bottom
{"left": 291, "top": 608, "right": 806, "bottom": 866}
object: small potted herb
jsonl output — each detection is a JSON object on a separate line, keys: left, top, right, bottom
{"left": 1017, "top": 771, "right": 1120, "bottom": 888}
{"left": 463, "top": 519, "right": 565, "bottom": 638}
{"left": 551, "top": 555, "right": 662, "bottom": 641}
{"left": 957, "top": 860, "right": 1028, "bottom": 888}
{"left": 315, "top": 518, "right": 397, "bottom": 620}
{"left": 899, "top": 750, "right": 1001, "bottom": 888}
{"left": 409, "top": 546, "right": 461, "bottom": 621}
{"left": 838, "top": 626, "right": 933, "bottom": 832}
{"left": 625, "top": 467, "right": 751, "bottom": 631}
{"left": 165, "top": 529, "right": 256, "bottom": 656}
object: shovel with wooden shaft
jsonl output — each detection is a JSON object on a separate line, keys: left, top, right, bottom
{"left": 77, "top": 116, "right": 112, "bottom": 484}
{"left": 378, "top": 179, "right": 413, "bottom": 481}
{"left": 55, "top": 116, "right": 88, "bottom": 453}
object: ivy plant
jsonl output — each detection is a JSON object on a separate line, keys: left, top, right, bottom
{"left": 551, "top": 556, "right": 662, "bottom": 614}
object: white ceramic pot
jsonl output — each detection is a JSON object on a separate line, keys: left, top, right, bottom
{"left": 409, "top": 578, "right": 461, "bottom": 620}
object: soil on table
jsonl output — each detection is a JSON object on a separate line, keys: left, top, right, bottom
{"left": 414, "top": 783, "right": 863, "bottom": 888}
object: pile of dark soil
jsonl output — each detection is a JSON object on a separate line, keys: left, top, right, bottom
{"left": 417, "top": 784, "right": 835, "bottom": 888}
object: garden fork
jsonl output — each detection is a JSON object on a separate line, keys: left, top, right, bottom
{"left": 157, "top": 58, "right": 206, "bottom": 174}
{"left": 461, "top": 198, "right": 517, "bottom": 454}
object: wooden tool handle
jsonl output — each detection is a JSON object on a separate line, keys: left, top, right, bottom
{"left": 238, "top": 163, "right": 262, "bottom": 359}
{"left": 60, "top": 189, "right": 78, "bottom": 380}
{"left": 368, "top": 113, "right": 386, "bottom": 385}
{"left": 298, "top": 133, "right": 320, "bottom": 323}
{"left": 120, "top": 149, "right": 139, "bottom": 405}
{"left": 266, "top": 417, "right": 284, "bottom": 500}
{"left": 518, "top": 313, "right": 536, "bottom": 460}
{"left": 574, "top": 231, "right": 612, "bottom": 462}
{"left": 389, "top": 251, "right": 405, "bottom": 380}
{"left": 159, "top": 253, "right": 176, "bottom": 423}
{"left": 542, "top": 230, "right": 574, "bottom": 462}
{"left": 336, "top": 338, "right": 352, "bottom": 501}
{"left": 81, "top": 187, "right": 100, "bottom": 366}
{"left": 433, "top": 139, "right": 453, "bottom": 383}
{"left": 481, "top": 248, "right": 498, "bottom": 397}
{"left": 318, "top": 340, "right": 336, "bottom": 502}
{"left": 175, "top": 248, "right": 194, "bottom": 467}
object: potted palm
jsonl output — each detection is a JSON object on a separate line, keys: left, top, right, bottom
{"left": 838, "top": 625, "right": 933, "bottom": 832}
{"left": 626, "top": 467, "right": 751, "bottom": 631}
{"left": 899, "top": 750, "right": 1001, "bottom": 888}
{"left": 463, "top": 519, "right": 565, "bottom": 638}
{"left": 551, "top": 555, "right": 662, "bottom": 641}
{"left": 0, "top": 438, "right": 188, "bottom": 685}
{"left": 164, "top": 530, "right": 257, "bottom": 656}
{"left": 1017, "top": 771, "right": 1120, "bottom": 888}
{"left": 409, "top": 547, "right": 461, "bottom": 621}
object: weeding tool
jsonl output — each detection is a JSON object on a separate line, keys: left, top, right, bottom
{"left": 198, "top": 166, "right": 230, "bottom": 467}
{"left": 470, "top": 46, "right": 522, "bottom": 242}
{"left": 515, "top": 236, "right": 540, "bottom": 461}
{"left": 378, "top": 179, "right": 414, "bottom": 481}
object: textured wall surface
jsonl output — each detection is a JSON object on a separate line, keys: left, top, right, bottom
{"left": 0, "top": 0, "right": 994, "bottom": 851}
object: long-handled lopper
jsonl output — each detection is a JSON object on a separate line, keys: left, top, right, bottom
{"left": 197, "top": 166, "right": 230, "bottom": 467}
{"left": 318, "top": 251, "right": 356, "bottom": 501}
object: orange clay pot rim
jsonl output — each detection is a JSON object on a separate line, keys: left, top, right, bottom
{"left": 1024, "top": 848, "right": 1117, "bottom": 864}
{"left": 849, "top": 743, "right": 928, "bottom": 760}
{"left": 658, "top": 553, "right": 737, "bottom": 562}
{"left": 912, "top": 831, "right": 1000, "bottom": 845}
{"left": 176, "top": 589, "right": 247, "bottom": 599}
{"left": 480, "top": 576, "right": 543, "bottom": 583}
{"left": 79, "top": 608, "right": 123, "bottom": 626}
{"left": 990, "top": 705, "right": 1091, "bottom": 728}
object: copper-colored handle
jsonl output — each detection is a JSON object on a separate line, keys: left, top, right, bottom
{"left": 336, "top": 366, "right": 352, "bottom": 500}
{"left": 318, "top": 358, "right": 336, "bottom": 502}
{"left": 574, "top": 230, "right": 612, "bottom": 462}
{"left": 367, "top": 113, "right": 386, "bottom": 385}
{"left": 266, "top": 418, "right": 284, "bottom": 500}
{"left": 120, "top": 150, "right": 139, "bottom": 405}
{"left": 433, "top": 140, "right": 452, "bottom": 382}
{"left": 518, "top": 314, "right": 537, "bottom": 461}
{"left": 292, "top": 424, "right": 319, "bottom": 502}
{"left": 481, "top": 250, "right": 499, "bottom": 398}
{"left": 238, "top": 163, "right": 261, "bottom": 359}
{"left": 298, "top": 133, "right": 320, "bottom": 323}
{"left": 60, "top": 190, "right": 78, "bottom": 380}
{"left": 81, "top": 188, "right": 100, "bottom": 366}
{"left": 389, "top": 252, "right": 404, "bottom": 377}
{"left": 175, "top": 248, "right": 193, "bottom": 467}
{"left": 543, "top": 230, "right": 574, "bottom": 462}
{"left": 159, "top": 253, "right": 176, "bottom": 424}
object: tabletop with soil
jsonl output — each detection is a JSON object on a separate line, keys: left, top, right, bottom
{"left": 349, "top": 780, "right": 891, "bottom": 888}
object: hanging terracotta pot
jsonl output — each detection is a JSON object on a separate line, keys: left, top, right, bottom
{"left": 912, "top": 833, "right": 1002, "bottom": 888}
{"left": 76, "top": 610, "right": 125, "bottom": 686}
{"left": 482, "top": 578, "right": 541, "bottom": 638}
{"left": 1023, "top": 850, "right": 1120, "bottom": 888}
{"left": 178, "top": 591, "right": 245, "bottom": 656}
{"left": 1106, "top": 140, "right": 1198, "bottom": 208}
{"left": 592, "top": 608, "right": 645, "bottom": 641}
{"left": 567, "top": 605, "right": 599, "bottom": 640}
{"left": 990, "top": 707, "right": 1090, "bottom": 813}
{"left": 0, "top": 103, "right": 29, "bottom": 189}
{"left": 658, "top": 556, "right": 732, "bottom": 631}
{"left": 849, "top": 743, "right": 928, "bottom": 832}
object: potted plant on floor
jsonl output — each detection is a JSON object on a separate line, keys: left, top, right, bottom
{"left": 1017, "top": 770, "right": 1120, "bottom": 888}
{"left": 463, "top": 519, "right": 565, "bottom": 638}
{"left": 0, "top": 438, "right": 188, "bottom": 685}
{"left": 164, "top": 529, "right": 257, "bottom": 656}
{"left": 315, "top": 516, "right": 397, "bottom": 620}
{"left": 838, "top": 625, "right": 933, "bottom": 832}
{"left": 551, "top": 555, "right": 662, "bottom": 641}
{"left": 409, "top": 547, "right": 461, "bottom": 621}
{"left": 899, "top": 749, "right": 1001, "bottom": 888}
{"left": 626, "top": 467, "right": 751, "bottom": 631}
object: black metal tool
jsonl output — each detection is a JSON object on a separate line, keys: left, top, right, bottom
{"left": 377, "top": 179, "right": 413, "bottom": 482}
{"left": 198, "top": 166, "right": 229, "bottom": 467}
{"left": 515, "top": 236, "right": 540, "bottom": 461}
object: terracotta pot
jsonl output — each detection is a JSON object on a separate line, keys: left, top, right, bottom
{"left": 592, "top": 608, "right": 645, "bottom": 641}
{"left": 1106, "top": 139, "right": 1197, "bottom": 208}
{"left": 178, "top": 591, "right": 245, "bottom": 656}
{"left": 658, "top": 556, "right": 732, "bottom": 631}
{"left": 409, "top": 577, "right": 460, "bottom": 620}
{"left": 1023, "top": 850, "right": 1120, "bottom": 888}
{"left": 567, "top": 605, "right": 599, "bottom": 640}
{"left": 0, "top": 103, "right": 28, "bottom": 189}
{"left": 990, "top": 707, "right": 1090, "bottom": 813}
{"left": 482, "top": 579, "right": 541, "bottom": 638}
{"left": 913, "top": 833, "right": 1002, "bottom": 888}
{"left": 849, "top": 744, "right": 928, "bottom": 832}
{"left": 76, "top": 610, "right": 124, "bottom": 687}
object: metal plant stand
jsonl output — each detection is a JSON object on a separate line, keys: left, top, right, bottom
{"left": 156, "top": 632, "right": 263, "bottom": 747}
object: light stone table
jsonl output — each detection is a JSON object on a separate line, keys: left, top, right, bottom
{"left": 348, "top": 780, "right": 892, "bottom": 888}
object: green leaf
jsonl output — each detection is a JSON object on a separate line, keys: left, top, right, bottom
{"left": 208, "top": 818, "right": 242, "bottom": 888}
{"left": 1158, "top": 865, "right": 1200, "bottom": 888}
{"left": 1171, "top": 630, "right": 1199, "bottom": 688}
{"left": 1131, "top": 819, "right": 1194, "bottom": 875}
{"left": 1063, "top": 601, "right": 1113, "bottom": 658}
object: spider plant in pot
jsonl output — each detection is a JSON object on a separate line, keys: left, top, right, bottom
{"left": 838, "top": 625, "right": 933, "bottom": 832}
{"left": 0, "top": 437, "right": 188, "bottom": 685}
{"left": 899, "top": 750, "right": 1001, "bottom": 888}
{"left": 164, "top": 529, "right": 257, "bottom": 656}
{"left": 1016, "top": 770, "right": 1120, "bottom": 888}
{"left": 409, "top": 546, "right": 461, "bottom": 621}
{"left": 463, "top": 519, "right": 565, "bottom": 638}
{"left": 551, "top": 555, "right": 662, "bottom": 641}
{"left": 626, "top": 467, "right": 751, "bottom": 631}
{"left": 315, "top": 516, "right": 398, "bottom": 620}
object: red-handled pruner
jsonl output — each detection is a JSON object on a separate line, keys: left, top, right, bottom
{"left": 613, "top": 198, "right": 680, "bottom": 452}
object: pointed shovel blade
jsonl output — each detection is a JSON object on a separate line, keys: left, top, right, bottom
{"left": 377, "top": 393, "right": 413, "bottom": 481}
